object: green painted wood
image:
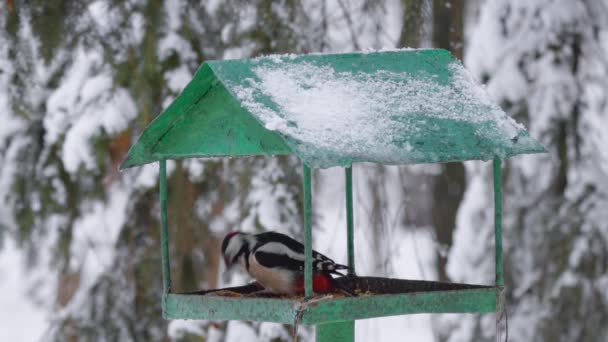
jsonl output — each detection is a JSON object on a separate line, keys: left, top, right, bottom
{"left": 326, "top": 166, "right": 356, "bottom": 342}
{"left": 317, "top": 321, "right": 355, "bottom": 342}
{"left": 119, "top": 49, "right": 539, "bottom": 328}
{"left": 119, "top": 65, "right": 291, "bottom": 169}
{"left": 152, "top": 83, "right": 291, "bottom": 160}
{"left": 159, "top": 160, "right": 171, "bottom": 316}
{"left": 303, "top": 164, "right": 313, "bottom": 297}
{"left": 163, "top": 287, "right": 499, "bottom": 325}
{"left": 120, "top": 49, "right": 546, "bottom": 170}
{"left": 120, "top": 64, "right": 216, "bottom": 169}
{"left": 165, "top": 293, "right": 299, "bottom": 323}
{"left": 299, "top": 287, "right": 498, "bottom": 325}
{"left": 345, "top": 166, "right": 355, "bottom": 274}
{"left": 493, "top": 159, "right": 503, "bottom": 286}
{"left": 209, "top": 49, "right": 546, "bottom": 168}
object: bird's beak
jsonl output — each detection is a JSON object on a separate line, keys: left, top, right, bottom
{"left": 222, "top": 257, "right": 234, "bottom": 281}
{"left": 224, "top": 256, "right": 233, "bottom": 270}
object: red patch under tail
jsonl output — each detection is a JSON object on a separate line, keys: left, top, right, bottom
{"left": 294, "top": 273, "right": 335, "bottom": 294}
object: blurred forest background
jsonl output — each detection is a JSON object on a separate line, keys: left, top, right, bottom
{"left": 1, "top": 0, "right": 607, "bottom": 341}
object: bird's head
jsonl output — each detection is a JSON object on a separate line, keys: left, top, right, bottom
{"left": 221, "top": 231, "right": 251, "bottom": 269}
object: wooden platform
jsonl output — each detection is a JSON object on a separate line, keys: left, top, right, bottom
{"left": 165, "top": 276, "right": 503, "bottom": 325}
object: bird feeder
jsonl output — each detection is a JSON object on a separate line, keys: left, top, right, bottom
{"left": 119, "top": 49, "right": 545, "bottom": 341}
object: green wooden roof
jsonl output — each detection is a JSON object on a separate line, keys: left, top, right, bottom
{"left": 120, "top": 49, "right": 545, "bottom": 170}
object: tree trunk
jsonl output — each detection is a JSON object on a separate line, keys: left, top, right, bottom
{"left": 399, "top": 0, "right": 424, "bottom": 47}
{"left": 431, "top": 0, "right": 466, "bottom": 282}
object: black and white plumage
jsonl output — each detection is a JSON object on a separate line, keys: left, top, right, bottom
{"left": 221, "top": 231, "right": 350, "bottom": 295}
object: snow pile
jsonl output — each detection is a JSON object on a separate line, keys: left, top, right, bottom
{"left": 45, "top": 48, "right": 137, "bottom": 173}
{"left": 225, "top": 52, "right": 538, "bottom": 168}
{"left": 0, "top": 239, "right": 47, "bottom": 341}
{"left": 68, "top": 184, "right": 129, "bottom": 295}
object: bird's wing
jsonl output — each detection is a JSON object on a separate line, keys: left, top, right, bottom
{"left": 253, "top": 249, "right": 303, "bottom": 271}
{"left": 254, "top": 231, "right": 349, "bottom": 273}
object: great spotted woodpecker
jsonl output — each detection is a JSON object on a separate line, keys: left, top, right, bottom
{"left": 221, "top": 231, "right": 350, "bottom": 295}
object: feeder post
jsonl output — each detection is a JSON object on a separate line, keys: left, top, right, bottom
{"left": 159, "top": 160, "right": 171, "bottom": 315}
{"left": 493, "top": 159, "right": 503, "bottom": 287}
{"left": 303, "top": 164, "right": 314, "bottom": 298}
{"left": 345, "top": 166, "right": 355, "bottom": 273}
{"left": 317, "top": 322, "right": 355, "bottom": 342}
{"left": 315, "top": 167, "right": 356, "bottom": 342}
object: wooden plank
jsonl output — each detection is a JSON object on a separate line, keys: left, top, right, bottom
{"left": 119, "top": 65, "right": 290, "bottom": 169}
{"left": 165, "top": 294, "right": 299, "bottom": 323}
{"left": 164, "top": 287, "right": 500, "bottom": 325}
{"left": 121, "top": 50, "right": 546, "bottom": 170}
{"left": 159, "top": 160, "right": 171, "bottom": 317}
{"left": 494, "top": 159, "right": 503, "bottom": 286}
{"left": 300, "top": 287, "right": 498, "bottom": 325}
{"left": 345, "top": 166, "right": 355, "bottom": 274}
{"left": 303, "top": 164, "right": 314, "bottom": 297}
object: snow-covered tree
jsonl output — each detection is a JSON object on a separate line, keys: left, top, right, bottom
{"left": 0, "top": 1, "right": 320, "bottom": 340}
{"left": 0, "top": 1, "right": 415, "bottom": 341}
{"left": 11, "top": 0, "right": 592, "bottom": 341}
{"left": 444, "top": 0, "right": 608, "bottom": 341}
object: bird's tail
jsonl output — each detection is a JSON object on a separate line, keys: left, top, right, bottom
{"left": 331, "top": 273, "right": 357, "bottom": 297}
{"left": 328, "top": 263, "right": 356, "bottom": 296}
{"left": 329, "top": 263, "right": 352, "bottom": 277}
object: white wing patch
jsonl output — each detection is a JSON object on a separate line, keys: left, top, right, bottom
{"left": 257, "top": 242, "right": 305, "bottom": 260}
{"left": 254, "top": 239, "right": 343, "bottom": 273}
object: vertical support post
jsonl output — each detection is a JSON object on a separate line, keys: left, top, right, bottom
{"left": 493, "top": 159, "right": 503, "bottom": 287}
{"left": 303, "top": 164, "right": 313, "bottom": 298}
{"left": 316, "top": 167, "right": 356, "bottom": 342}
{"left": 159, "top": 160, "right": 171, "bottom": 314}
{"left": 317, "top": 322, "right": 355, "bottom": 342}
{"left": 316, "top": 166, "right": 355, "bottom": 342}
{"left": 345, "top": 166, "right": 355, "bottom": 274}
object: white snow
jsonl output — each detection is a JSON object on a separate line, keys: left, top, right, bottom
{"left": 0, "top": 95, "right": 25, "bottom": 150}
{"left": 447, "top": 162, "right": 495, "bottom": 285}
{"left": 166, "top": 65, "right": 193, "bottom": 93}
{"left": 0, "top": 239, "right": 48, "bottom": 342}
{"left": 45, "top": 48, "right": 137, "bottom": 174}
{"left": 225, "top": 321, "right": 258, "bottom": 341}
{"left": 168, "top": 320, "right": 205, "bottom": 340}
{"left": 61, "top": 86, "right": 136, "bottom": 173}
{"left": 69, "top": 184, "right": 128, "bottom": 277}
{"left": 224, "top": 52, "right": 536, "bottom": 168}
{"left": 87, "top": 1, "right": 119, "bottom": 35}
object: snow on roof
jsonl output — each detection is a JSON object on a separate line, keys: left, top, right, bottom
{"left": 120, "top": 49, "right": 545, "bottom": 170}
{"left": 209, "top": 49, "right": 545, "bottom": 168}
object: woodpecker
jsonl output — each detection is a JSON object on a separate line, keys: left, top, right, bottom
{"left": 221, "top": 231, "right": 350, "bottom": 295}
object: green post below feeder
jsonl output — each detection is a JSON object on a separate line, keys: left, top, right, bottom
{"left": 303, "top": 164, "right": 314, "bottom": 298}
{"left": 493, "top": 159, "right": 503, "bottom": 287}
{"left": 345, "top": 166, "right": 355, "bottom": 274}
{"left": 317, "top": 321, "right": 355, "bottom": 342}
{"left": 315, "top": 167, "right": 357, "bottom": 342}
{"left": 159, "top": 160, "right": 171, "bottom": 316}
